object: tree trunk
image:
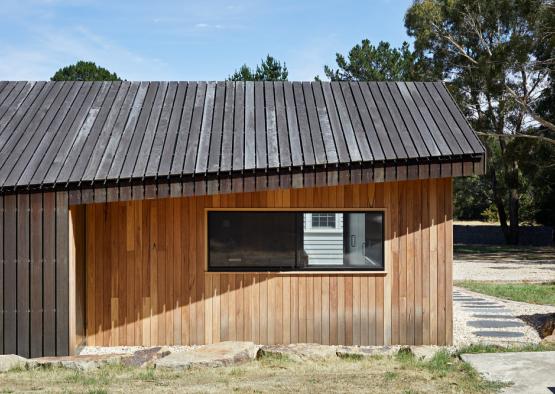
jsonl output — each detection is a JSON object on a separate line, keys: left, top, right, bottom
{"left": 491, "top": 170, "right": 512, "bottom": 243}
{"left": 508, "top": 187, "right": 520, "bottom": 244}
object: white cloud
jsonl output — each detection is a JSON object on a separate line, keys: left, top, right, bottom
{"left": 0, "top": 24, "right": 171, "bottom": 80}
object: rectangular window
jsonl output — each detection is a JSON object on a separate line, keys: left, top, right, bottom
{"left": 208, "top": 211, "right": 384, "bottom": 271}
{"left": 311, "top": 213, "right": 336, "bottom": 228}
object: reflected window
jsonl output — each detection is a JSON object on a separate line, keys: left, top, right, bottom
{"left": 208, "top": 211, "right": 384, "bottom": 271}
{"left": 311, "top": 213, "right": 336, "bottom": 228}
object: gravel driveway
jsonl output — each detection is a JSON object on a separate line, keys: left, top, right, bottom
{"left": 454, "top": 246, "right": 555, "bottom": 282}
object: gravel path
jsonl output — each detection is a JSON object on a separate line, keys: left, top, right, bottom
{"left": 79, "top": 345, "right": 196, "bottom": 356}
{"left": 453, "top": 286, "right": 555, "bottom": 347}
{"left": 454, "top": 258, "right": 555, "bottom": 282}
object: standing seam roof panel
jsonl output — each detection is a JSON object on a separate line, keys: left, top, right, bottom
{"left": 17, "top": 81, "right": 84, "bottom": 188}
{"left": 0, "top": 83, "right": 56, "bottom": 185}
{"left": 195, "top": 81, "right": 216, "bottom": 174}
{"left": 78, "top": 82, "right": 128, "bottom": 182}
{"left": 169, "top": 82, "right": 196, "bottom": 176}
{"left": 158, "top": 82, "right": 188, "bottom": 177}
{"left": 133, "top": 81, "right": 169, "bottom": 179}
{"left": 395, "top": 82, "right": 442, "bottom": 157}
{"left": 341, "top": 83, "right": 373, "bottom": 161}
{"left": 93, "top": 82, "right": 142, "bottom": 182}
{"left": 182, "top": 81, "right": 207, "bottom": 175}
{"left": 5, "top": 82, "right": 74, "bottom": 189}
{"left": 243, "top": 81, "right": 256, "bottom": 170}
{"left": 117, "top": 82, "right": 159, "bottom": 180}
{"left": 65, "top": 81, "right": 123, "bottom": 183}
{"left": 384, "top": 82, "right": 430, "bottom": 158}
{"left": 349, "top": 82, "right": 386, "bottom": 161}
{"left": 404, "top": 82, "right": 453, "bottom": 156}
{"left": 432, "top": 82, "right": 484, "bottom": 154}
{"left": 44, "top": 82, "right": 104, "bottom": 186}
{"left": 0, "top": 81, "right": 485, "bottom": 192}
{"left": 421, "top": 82, "right": 473, "bottom": 154}
{"left": 292, "top": 82, "right": 316, "bottom": 166}
{"left": 146, "top": 81, "right": 179, "bottom": 178}
{"left": 302, "top": 82, "right": 327, "bottom": 165}
{"left": 30, "top": 82, "right": 93, "bottom": 187}
{"left": 56, "top": 82, "right": 112, "bottom": 185}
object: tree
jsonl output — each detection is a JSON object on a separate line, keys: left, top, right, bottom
{"left": 323, "top": 40, "right": 435, "bottom": 81}
{"left": 229, "top": 55, "right": 288, "bottom": 81}
{"left": 405, "top": 0, "right": 554, "bottom": 244}
{"left": 51, "top": 61, "right": 121, "bottom": 81}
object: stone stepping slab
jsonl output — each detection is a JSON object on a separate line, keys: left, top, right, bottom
{"left": 462, "top": 305, "right": 506, "bottom": 309}
{"left": 472, "top": 314, "right": 520, "bottom": 319}
{"left": 473, "top": 331, "right": 525, "bottom": 338}
{"left": 467, "top": 320, "right": 526, "bottom": 329}
{"left": 464, "top": 308, "right": 511, "bottom": 313}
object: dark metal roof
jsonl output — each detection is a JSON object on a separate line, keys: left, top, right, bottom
{"left": 0, "top": 80, "right": 484, "bottom": 193}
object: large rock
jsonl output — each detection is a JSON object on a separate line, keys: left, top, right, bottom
{"left": 541, "top": 334, "right": 555, "bottom": 345}
{"left": 33, "top": 354, "right": 124, "bottom": 371}
{"left": 335, "top": 345, "right": 402, "bottom": 359}
{"left": 518, "top": 313, "right": 555, "bottom": 338}
{"left": 0, "top": 355, "right": 30, "bottom": 372}
{"left": 410, "top": 346, "right": 456, "bottom": 361}
{"left": 259, "top": 343, "right": 338, "bottom": 361}
{"left": 155, "top": 341, "right": 259, "bottom": 369}
{"left": 121, "top": 347, "right": 170, "bottom": 367}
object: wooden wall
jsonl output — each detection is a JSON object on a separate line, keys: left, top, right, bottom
{"left": 0, "top": 192, "right": 70, "bottom": 357}
{"left": 81, "top": 178, "right": 453, "bottom": 347}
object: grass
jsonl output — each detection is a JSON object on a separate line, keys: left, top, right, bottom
{"left": 0, "top": 350, "right": 506, "bottom": 393}
{"left": 454, "top": 244, "right": 555, "bottom": 261}
{"left": 455, "top": 280, "right": 555, "bottom": 306}
{"left": 457, "top": 343, "right": 555, "bottom": 355}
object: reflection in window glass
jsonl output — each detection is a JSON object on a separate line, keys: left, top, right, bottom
{"left": 208, "top": 211, "right": 384, "bottom": 271}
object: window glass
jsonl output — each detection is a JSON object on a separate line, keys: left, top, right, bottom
{"left": 208, "top": 211, "right": 384, "bottom": 271}
{"left": 208, "top": 212, "right": 297, "bottom": 269}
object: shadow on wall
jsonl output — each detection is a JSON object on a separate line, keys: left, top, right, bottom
{"left": 72, "top": 180, "right": 454, "bottom": 349}
{"left": 454, "top": 225, "right": 554, "bottom": 246}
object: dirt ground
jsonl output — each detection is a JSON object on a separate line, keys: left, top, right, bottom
{"left": 0, "top": 352, "right": 503, "bottom": 393}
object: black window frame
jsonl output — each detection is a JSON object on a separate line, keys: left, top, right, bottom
{"left": 207, "top": 210, "right": 385, "bottom": 272}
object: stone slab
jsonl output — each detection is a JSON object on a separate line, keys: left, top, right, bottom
{"left": 260, "top": 343, "right": 339, "bottom": 360}
{"left": 473, "top": 331, "right": 525, "bottom": 338}
{"left": 467, "top": 320, "right": 526, "bottom": 329}
{"left": 461, "top": 351, "right": 555, "bottom": 394}
{"left": 0, "top": 355, "right": 31, "bottom": 372}
{"left": 33, "top": 354, "right": 125, "bottom": 371}
{"left": 472, "top": 314, "right": 521, "bottom": 319}
{"left": 155, "top": 341, "right": 259, "bottom": 369}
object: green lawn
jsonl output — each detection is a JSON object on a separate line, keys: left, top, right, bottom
{"left": 454, "top": 244, "right": 555, "bottom": 261}
{"left": 455, "top": 280, "right": 555, "bottom": 306}
{"left": 0, "top": 351, "right": 505, "bottom": 393}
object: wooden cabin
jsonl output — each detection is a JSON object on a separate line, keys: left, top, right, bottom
{"left": 0, "top": 81, "right": 485, "bottom": 357}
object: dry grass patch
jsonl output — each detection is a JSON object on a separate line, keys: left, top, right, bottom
{"left": 0, "top": 351, "right": 505, "bottom": 393}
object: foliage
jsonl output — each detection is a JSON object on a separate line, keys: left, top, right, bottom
{"left": 51, "top": 61, "right": 121, "bottom": 81}
{"left": 455, "top": 280, "right": 555, "bottom": 305}
{"left": 454, "top": 176, "right": 492, "bottom": 221}
{"left": 323, "top": 40, "right": 434, "bottom": 81}
{"left": 229, "top": 55, "right": 288, "bottom": 81}
{"left": 405, "top": 0, "right": 554, "bottom": 243}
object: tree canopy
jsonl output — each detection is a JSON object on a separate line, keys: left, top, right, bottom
{"left": 229, "top": 55, "right": 288, "bottom": 81}
{"left": 51, "top": 61, "right": 121, "bottom": 81}
{"left": 323, "top": 40, "right": 433, "bottom": 81}
{"left": 405, "top": 0, "right": 554, "bottom": 243}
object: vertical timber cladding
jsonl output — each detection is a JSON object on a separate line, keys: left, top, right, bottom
{"left": 84, "top": 178, "right": 454, "bottom": 347}
{"left": 0, "top": 192, "right": 70, "bottom": 357}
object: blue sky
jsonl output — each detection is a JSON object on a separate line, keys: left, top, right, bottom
{"left": 0, "top": 0, "right": 413, "bottom": 81}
